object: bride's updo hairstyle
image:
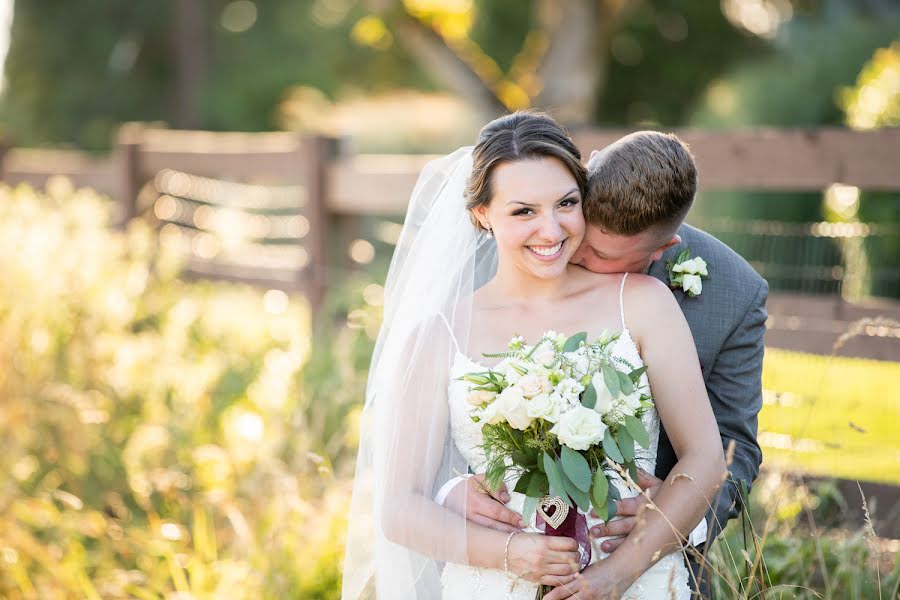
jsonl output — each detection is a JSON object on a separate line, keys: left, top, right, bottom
{"left": 465, "top": 111, "right": 587, "bottom": 231}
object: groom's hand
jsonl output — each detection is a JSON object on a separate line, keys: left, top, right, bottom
{"left": 445, "top": 474, "right": 525, "bottom": 532}
{"left": 589, "top": 469, "right": 663, "bottom": 553}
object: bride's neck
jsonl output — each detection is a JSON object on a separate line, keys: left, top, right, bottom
{"left": 487, "top": 264, "right": 578, "bottom": 304}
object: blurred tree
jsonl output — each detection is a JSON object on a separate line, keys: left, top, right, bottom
{"left": 361, "top": 0, "right": 766, "bottom": 125}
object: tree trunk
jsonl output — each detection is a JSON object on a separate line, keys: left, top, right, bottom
{"left": 173, "top": 0, "right": 208, "bottom": 129}
{"left": 533, "top": 0, "right": 620, "bottom": 126}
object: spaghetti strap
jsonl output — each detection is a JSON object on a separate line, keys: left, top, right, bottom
{"left": 618, "top": 273, "right": 629, "bottom": 331}
{"left": 436, "top": 312, "right": 461, "bottom": 354}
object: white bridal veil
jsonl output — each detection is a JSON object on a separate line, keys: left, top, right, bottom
{"left": 342, "top": 147, "right": 498, "bottom": 599}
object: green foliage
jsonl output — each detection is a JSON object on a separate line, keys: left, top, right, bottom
{"left": 0, "top": 179, "right": 356, "bottom": 598}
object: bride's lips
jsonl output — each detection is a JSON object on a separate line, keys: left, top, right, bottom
{"left": 527, "top": 239, "right": 566, "bottom": 261}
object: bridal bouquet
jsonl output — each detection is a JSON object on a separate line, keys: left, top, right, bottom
{"left": 459, "top": 331, "right": 653, "bottom": 560}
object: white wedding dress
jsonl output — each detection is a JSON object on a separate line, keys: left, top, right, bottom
{"left": 440, "top": 274, "right": 691, "bottom": 599}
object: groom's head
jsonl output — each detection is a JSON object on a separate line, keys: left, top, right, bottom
{"left": 570, "top": 131, "right": 697, "bottom": 274}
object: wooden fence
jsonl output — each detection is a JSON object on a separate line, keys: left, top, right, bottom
{"left": 2, "top": 125, "right": 900, "bottom": 359}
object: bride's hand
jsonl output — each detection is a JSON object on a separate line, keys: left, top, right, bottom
{"left": 507, "top": 532, "right": 581, "bottom": 587}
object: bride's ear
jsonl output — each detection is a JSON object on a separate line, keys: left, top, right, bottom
{"left": 471, "top": 204, "right": 490, "bottom": 231}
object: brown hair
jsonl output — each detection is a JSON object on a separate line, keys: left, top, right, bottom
{"left": 465, "top": 111, "right": 587, "bottom": 230}
{"left": 584, "top": 131, "right": 697, "bottom": 236}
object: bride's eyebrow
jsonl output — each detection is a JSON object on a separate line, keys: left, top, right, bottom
{"left": 505, "top": 188, "right": 580, "bottom": 206}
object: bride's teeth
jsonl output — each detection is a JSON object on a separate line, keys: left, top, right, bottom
{"left": 529, "top": 242, "right": 562, "bottom": 256}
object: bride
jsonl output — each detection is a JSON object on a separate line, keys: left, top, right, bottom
{"left": 342, "top": 112, "right": 725, "bottom": 599}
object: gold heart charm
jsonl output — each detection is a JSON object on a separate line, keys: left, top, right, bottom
{"left": 537, "top": 495, "right": 569, "bottom": 529}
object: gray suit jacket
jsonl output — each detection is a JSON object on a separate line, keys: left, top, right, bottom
{"left": 647, "top": 224, "right": 768, "bottom": 544}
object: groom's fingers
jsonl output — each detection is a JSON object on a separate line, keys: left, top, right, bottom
{"left": 590, "top": 516, "right": 636, "bottom": 539}
{"left": 614, "top": 495, "right": 651, "bottom": 517}
{"left": 600, "top": 536, "right": 626, "bottom": 553}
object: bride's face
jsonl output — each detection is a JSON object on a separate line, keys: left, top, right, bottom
{"left": 474, "top": 156, "right": 585, "bottom": 280}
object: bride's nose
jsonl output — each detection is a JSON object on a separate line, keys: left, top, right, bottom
{"left": 536, "top": 213, "right": 563, "bottom": 240}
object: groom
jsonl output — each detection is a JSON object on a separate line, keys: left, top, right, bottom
{"left": 444, "top": 131, "right": 768, "bottom": 599}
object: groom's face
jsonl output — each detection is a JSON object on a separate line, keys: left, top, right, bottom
{"left": 571, "top": 225, "right": 678, "bottom": 274}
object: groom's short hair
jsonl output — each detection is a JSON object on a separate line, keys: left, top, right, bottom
{"left": 584, "top": 131, "right": 697, "bottom": 237}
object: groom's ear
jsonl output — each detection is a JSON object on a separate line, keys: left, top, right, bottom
{"left": 650, "top": 234, "right": 681, "bottom": 262}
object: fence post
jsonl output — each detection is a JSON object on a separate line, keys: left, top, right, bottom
{"left": 115, "top": 122, "right": 144, "bottom": 228}
{"left": 300, "top": 135, "right": 331, "bottom": 320}
{"left": 0, "top": 136, "right": 11, "bottom": 181}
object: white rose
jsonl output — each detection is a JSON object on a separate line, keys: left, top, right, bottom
{"left": 532, "top": 343, "right": 558, "bottom": 368}
{"left": 479, "top": 400, "right": 504, "bottom": 425}
{"left": 556, "top": 377, "right": 584, "bottom": 405}
{"left": 590, "top": 372, "right": 615, "bottom": 415}
{"left": 517, "top": 374, "right": 544, "bottom": 398}
{"left": 467, "top": 389, "right": 496, "bottom": 406}
{"left": 551, "top": 405, "right": 607, "bottom": 451}
{"left": 527, "top": 392, "right": 561, "bottom": 423}
{"left": 682, "top": 273, "right": 702, "bottom": 296}
{"left": 495, "top": 386, "right": 533, "bottom": 430}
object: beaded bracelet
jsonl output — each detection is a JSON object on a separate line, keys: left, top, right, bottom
{"left": 503, "top": 530, "right": 519, "bottom": 580}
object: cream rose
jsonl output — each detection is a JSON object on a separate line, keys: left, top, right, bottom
{"left": 495, "top": 386, "right": 533, "bottom": 430}
{"left": 551, "top": 405, "right": 607, "bottom": 451}
{"left": 466, "top": 389, "right": 497, "bottom": 406}
{"left": 682, "top": 273, "right": 703, "bottom": 296}
{"left": 517, "top": 374, "right": 544, "bottom": 398}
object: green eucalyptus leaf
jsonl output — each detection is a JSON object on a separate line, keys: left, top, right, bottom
{"left": 581, "top": 380, "right": 597, "bottom": 409}
{"left": 617, "top": 428, "right": 635, "bottom": 463}
{"left": 522, "top": 494, "right": 539, "bottom": 529}
{"left": 602, "top": 364, "right": 620, "bottom": 398}
{"left": 623, "top": 415, "right": 651, "bottom": 449}
{"left": 603, "top": 428, "right": 624, "bottom": 463}
{"left": 561, "top": 471, "right": 591, "bottom": 513}
{"left": 543, "top": 453, "right": 570, "bottom": 505}
{"left": 560, "top": 446, "right": 592, "bottom": 492}
{"left": 591, "top": 470, "right": 609, "bottom": 512}
{"left": 562, "top": 332, "right": 587, "bottom": 353}
{"left": 617, "top": 371, "right": 634, "bottom": 396}
{"left": 629, "top": 366, "right": 648, "bottom": 383}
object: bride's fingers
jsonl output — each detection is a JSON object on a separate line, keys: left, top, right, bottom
{"left": 474, "top": 497, "right": 525, "bottom": 529}
{"left": 544, "top": 550, "right": 582, "bottom": 566}
{"left": 590, "top": 516, "right": 636, "bottom": 538}
{"left": 545, "top": 536, "right": 579, "bottom": 552}
{"left": 468, "top": 513, "right": 520, "bottom": 533}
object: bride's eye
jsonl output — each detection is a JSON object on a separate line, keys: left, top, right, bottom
{"left": 559, "top": 197, "right": 579, "bottom": 208}
{"left": 512, "top": 207, "right": 534, "bottom": 216}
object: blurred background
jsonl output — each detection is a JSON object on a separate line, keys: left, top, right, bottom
{"left": 0, "top": 1, "right": 898, "bottom": 598}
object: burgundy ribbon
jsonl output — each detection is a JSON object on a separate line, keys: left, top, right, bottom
{"left": 537, "top": 499, "right": 592, "bottom": 569}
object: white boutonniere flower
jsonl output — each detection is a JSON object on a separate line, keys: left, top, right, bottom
{"left": 666, "top": 248, "right": 709, "bottom": 298}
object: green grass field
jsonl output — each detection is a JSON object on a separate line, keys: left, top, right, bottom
{"left": 759, "top": 348, "right": 900, "bottom": 485}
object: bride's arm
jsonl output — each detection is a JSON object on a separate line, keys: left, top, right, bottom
{"left": 377, "top": 318, "right": 580, "bottom": 579}
{"left": 596, "top": 275, "right": 727, "bottom": 586}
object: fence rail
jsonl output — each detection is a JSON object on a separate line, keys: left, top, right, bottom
{"left": 2, "top": 125, "right": 900, "bottom": 358}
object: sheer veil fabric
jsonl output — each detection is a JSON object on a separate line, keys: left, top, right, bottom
{"left": 342, "top": 148, "right": 498, "bottom": 599}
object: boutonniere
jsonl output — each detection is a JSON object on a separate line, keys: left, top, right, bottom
{"left": 666, "top": 248, "right": 709, "bottom": 298}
